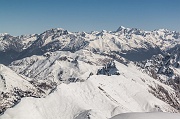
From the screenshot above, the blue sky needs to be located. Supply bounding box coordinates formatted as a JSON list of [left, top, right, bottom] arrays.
[[0, 0, 180, 36]]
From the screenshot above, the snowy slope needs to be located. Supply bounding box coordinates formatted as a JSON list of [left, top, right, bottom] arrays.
[[1, 60, 179, 119], [9, 50, 108, 83], [135, 47, 180, 108], [0, 34, 37, 52], [0, 64, 35, 92], [111, 112, 180, 119], [0, 64, 42, 113], [0, 63, 59, 114]]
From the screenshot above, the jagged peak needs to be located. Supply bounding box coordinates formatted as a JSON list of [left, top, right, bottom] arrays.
[[0, 33, 9, 37], [101, 30, 109, 33], [44, 27, 67, 33], [102, 30, 107, 32], [153, 28, 170, 32], [41, 27, 69, 36], [116, 26, 126, 32], [115, 26, 143, 33]]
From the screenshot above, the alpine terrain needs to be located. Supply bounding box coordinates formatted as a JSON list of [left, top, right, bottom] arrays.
[[0, 26, 179, 119]]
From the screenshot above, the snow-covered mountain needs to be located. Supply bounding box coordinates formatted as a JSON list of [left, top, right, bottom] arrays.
[[0, 63, 56, 114], [135, 47, 180, 109], [0, 33, 37, 65], [1, 60, 179, 119], [0, 26, 180, 118], [0, 27, 179, 64]]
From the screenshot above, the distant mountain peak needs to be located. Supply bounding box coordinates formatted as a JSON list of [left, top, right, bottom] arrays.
[[116, 26, 126, 32], [0, 33, 9, 37], [154, 28, 170, 32]]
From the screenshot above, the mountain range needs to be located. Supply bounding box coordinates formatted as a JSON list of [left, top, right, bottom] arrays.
[[0, 26, 179, 119]]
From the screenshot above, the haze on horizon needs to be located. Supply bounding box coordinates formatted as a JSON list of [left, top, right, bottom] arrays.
[[0, 0, 180, 36]]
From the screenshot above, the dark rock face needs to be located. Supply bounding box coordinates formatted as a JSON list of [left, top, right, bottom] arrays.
[[137, 47, 179, 77], [97, 61, 120, 76], [119, 47, 163, 61]]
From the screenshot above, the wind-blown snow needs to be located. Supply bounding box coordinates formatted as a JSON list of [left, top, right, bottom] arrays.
[[111, 112, 180, 119]]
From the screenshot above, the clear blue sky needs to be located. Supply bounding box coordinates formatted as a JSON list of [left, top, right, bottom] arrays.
[[0, 0, 180, 36]]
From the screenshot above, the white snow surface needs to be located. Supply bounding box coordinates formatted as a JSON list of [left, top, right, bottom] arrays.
[[1, 61, 178, 119], [110, 112, 180, 119], [0, 64, 35, 92]]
